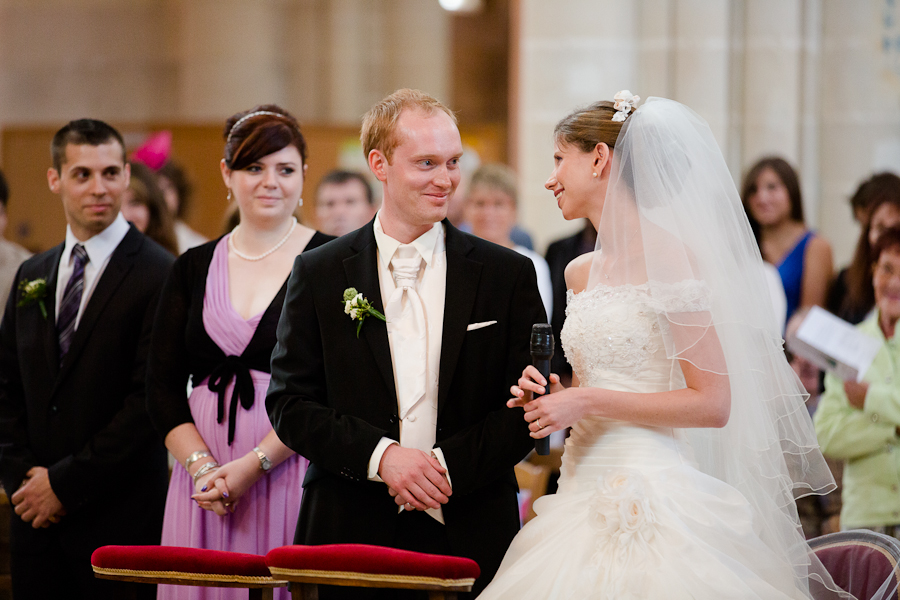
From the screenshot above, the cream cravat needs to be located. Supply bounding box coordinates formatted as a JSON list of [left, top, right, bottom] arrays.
[[385, 244, 427, 419]]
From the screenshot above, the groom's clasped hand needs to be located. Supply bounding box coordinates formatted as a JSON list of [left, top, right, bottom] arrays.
[[380, 444, 452, 511]]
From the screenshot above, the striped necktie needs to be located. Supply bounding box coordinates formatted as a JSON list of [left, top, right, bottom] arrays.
[[57, 244, 89, 360]]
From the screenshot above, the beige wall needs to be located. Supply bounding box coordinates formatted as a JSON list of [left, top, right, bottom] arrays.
[[0, 0, 450, 128]]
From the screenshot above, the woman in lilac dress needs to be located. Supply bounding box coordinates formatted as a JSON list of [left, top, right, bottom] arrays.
[[147, 105, 333, 600]]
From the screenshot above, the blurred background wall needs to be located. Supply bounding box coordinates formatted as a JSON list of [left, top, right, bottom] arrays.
[[0, 0, 898, 269]]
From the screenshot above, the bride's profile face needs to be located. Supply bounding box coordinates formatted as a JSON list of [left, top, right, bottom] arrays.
[[545, 142, 599, 221]]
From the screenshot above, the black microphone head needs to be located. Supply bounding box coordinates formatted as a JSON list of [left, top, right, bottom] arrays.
[[530, 323, 554, 358]]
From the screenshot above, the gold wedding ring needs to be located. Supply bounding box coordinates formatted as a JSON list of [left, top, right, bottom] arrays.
[[536, 418, 542, 429]]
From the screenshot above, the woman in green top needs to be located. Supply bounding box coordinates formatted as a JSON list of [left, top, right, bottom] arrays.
[[815, 226, 900, 535]]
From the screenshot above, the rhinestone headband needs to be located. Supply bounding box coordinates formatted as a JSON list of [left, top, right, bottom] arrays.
[[226, 110, 284, 145]]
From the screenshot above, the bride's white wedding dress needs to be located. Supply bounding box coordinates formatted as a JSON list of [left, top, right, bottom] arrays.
[[477, 281, 807, 600]]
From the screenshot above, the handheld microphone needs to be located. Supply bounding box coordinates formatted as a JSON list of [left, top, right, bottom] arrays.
[[530, 323, 554, 456]]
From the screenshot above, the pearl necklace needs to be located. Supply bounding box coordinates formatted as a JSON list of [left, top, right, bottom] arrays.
[[229, 217, 297, 261]]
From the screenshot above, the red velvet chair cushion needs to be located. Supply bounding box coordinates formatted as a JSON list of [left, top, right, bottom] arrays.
[[91, 546, 272, 578], [265, 544, 480, 582], [814, 542, 900, 599]]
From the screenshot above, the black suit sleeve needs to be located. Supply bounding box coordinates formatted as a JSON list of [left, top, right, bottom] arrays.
[[0, 264, 39, 494], [48, 253, 172, 512], [146, 255, 195, 438], [436, 257, 545, 496], [267, 255, 387, 480]]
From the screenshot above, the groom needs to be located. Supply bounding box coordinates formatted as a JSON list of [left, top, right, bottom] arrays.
[[267, 89, 545, 598]]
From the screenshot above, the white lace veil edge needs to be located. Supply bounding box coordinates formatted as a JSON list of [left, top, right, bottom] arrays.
[[589, 97, 891, 599]]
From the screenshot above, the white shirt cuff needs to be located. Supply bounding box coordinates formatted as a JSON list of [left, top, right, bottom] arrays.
[[368, 437, 398, 481], [431, 447, 452, 489]]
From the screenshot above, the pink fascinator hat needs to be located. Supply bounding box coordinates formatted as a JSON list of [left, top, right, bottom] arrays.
[[131, 130, 172, 171]]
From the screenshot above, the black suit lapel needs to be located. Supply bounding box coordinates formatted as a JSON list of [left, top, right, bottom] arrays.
[[343, 224, 397, 402], [38, 246, 63, 378], [438, 222, 481, 415], [55, 226, 142, 384]]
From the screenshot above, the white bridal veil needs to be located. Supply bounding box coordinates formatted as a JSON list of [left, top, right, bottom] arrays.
[[591, 97, 897, 599]]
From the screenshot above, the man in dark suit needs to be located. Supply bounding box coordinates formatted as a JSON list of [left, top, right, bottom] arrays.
[[0, 119, 173, 599], [267, 89, 545, 598]]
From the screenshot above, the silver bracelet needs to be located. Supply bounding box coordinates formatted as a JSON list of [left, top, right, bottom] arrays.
[[184, 450, 211, 471], [191, 461, 220, 485]]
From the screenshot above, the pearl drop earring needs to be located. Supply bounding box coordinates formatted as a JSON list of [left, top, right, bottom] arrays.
[[227, 189, 233, 201]]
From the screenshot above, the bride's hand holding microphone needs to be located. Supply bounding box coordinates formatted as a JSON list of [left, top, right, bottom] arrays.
[[508, 367, 585, 439]]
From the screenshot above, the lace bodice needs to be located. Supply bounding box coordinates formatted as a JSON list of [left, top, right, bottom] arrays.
[[561, 280, 711, 391]]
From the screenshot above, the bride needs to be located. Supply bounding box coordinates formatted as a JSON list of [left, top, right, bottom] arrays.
[[477, 94, 896, 599]]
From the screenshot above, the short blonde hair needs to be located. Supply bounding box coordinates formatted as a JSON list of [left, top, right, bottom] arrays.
[[360, 88, 457, 163], [469, 163, 518, 207]]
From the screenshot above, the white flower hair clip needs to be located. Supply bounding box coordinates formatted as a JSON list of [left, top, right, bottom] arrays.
[[612, 90, 640, 122]]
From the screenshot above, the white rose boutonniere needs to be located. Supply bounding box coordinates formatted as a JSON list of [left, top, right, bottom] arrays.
[[343, 287, 386, 338], [18, 278, 48, 319]]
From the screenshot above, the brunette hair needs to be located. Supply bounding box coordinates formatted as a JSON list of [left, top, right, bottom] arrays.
[[740, 157, 805, 244], [157, 160, 193, 218], [553, 101, 629, 153], [51, 119, 126, 172], [223, 104, 307, 170], [839, 175, 900, 319], [872, 227, 900, 264], [469, 163, 518, 207], [360, 89, 457, 163], [317, 170, 374, 206], [0, 169, 7, 208], [127, 161, 179, 255]]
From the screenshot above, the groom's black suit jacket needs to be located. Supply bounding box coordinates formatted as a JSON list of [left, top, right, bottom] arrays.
[[0, 225, 173, 598], [267, 219, 545, 593]]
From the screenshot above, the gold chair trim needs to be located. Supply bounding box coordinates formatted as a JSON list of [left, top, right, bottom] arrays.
[[267, 567, 475, 588]]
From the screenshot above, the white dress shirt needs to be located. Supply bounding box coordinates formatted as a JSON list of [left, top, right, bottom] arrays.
[[367, 212, 450, 523], [55, 213, 130, 329]]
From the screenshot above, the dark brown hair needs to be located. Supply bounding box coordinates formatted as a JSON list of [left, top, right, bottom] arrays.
[[224, 104, 307, 170], [740, 157, 805, 244], [553, 101, 629, 153], [839, 175, 900, 319], [317, 170, 374, 206], [51, 119, 126, 172], [127, 161, 178, 255], [872, 227, 900, 265]]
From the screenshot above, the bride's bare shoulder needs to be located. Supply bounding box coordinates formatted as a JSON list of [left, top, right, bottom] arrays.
[[564, 252, 595, 294]]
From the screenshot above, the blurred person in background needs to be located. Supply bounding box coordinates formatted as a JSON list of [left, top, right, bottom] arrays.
[[828, 173, 900, 324], [147, 105, 333, 600], [158, 160, 208, 253], [741, 156, 833, 323], [122, 161, 179, 255], [132, 132, 208, 254], [0, 169, 32, 309], [314, 169, 376, 237], [786, 308, 841, 538], [465, 163, 552, 317], [814, 227, 900, 540]]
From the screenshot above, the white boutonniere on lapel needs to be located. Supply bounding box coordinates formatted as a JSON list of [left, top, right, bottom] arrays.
[[17, 278, 48, 319], [343, 287, 386, 338]]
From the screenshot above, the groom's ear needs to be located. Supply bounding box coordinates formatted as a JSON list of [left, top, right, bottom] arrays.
[[368, 149, 389, 183]]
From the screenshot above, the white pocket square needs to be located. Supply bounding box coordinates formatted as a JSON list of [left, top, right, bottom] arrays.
[[466, 320, 497, 331]]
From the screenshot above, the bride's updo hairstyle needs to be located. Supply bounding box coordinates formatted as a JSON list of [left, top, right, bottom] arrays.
[[553, 101, 627, 152], [223, 104, 308, 171]]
